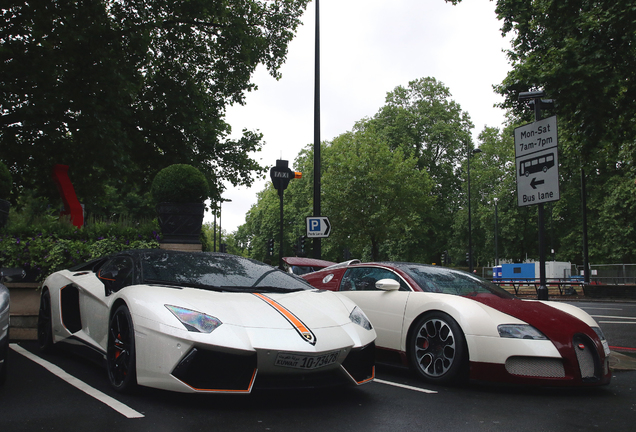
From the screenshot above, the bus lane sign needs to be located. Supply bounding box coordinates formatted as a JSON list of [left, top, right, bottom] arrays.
[[514, 116, 560, 207]]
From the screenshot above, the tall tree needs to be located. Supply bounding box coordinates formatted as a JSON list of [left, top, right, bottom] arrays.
[[322, 123, 435, 261], [450, 0, 636, 266], [368, 77, 474, 260], [1, 0, 309, 215]]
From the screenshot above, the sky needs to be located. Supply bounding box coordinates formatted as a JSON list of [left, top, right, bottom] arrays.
[[207, 0, 512, 234]]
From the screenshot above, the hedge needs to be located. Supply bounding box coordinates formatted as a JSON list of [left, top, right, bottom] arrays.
[[0, 215, 161, 282]]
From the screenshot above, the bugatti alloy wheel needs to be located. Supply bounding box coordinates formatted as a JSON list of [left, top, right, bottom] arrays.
[[410, 312, 468, 384]]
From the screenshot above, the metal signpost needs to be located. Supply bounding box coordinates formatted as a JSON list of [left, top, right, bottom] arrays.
[[515, 92, 558, 300], [270, 159, 301, 269]]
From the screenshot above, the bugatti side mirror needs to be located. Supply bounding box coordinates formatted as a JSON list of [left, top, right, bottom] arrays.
[[376, 279, 400, 291]]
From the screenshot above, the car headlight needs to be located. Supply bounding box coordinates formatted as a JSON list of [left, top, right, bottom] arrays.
[[166, 305, 222, 333], [498, 324, 547, 340], [349, 306, 373, 330]]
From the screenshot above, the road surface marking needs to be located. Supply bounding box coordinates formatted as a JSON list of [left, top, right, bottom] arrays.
[[10, 344, 144, 419], [374, 378, 437, 394]]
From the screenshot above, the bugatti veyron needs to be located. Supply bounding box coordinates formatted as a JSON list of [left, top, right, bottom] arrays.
[[302, 261, 611, 387]]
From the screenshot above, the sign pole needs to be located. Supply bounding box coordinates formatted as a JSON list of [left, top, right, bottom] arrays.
[[516, 91, 556, 300], [313, 0, 322, 259], [534, 99, 548, 300]]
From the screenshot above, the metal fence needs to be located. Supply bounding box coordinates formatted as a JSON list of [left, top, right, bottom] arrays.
[[574, 264, 636, 285]]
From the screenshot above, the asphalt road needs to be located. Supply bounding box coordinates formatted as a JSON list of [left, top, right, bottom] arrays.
[[2, 300, 636, 432]]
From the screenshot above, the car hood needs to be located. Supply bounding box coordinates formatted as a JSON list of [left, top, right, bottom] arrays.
[[467, 294, 599, 348], [126, 285, 352, 330]]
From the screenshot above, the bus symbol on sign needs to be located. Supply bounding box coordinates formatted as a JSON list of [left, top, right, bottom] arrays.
[[519, 152, 555, 177]]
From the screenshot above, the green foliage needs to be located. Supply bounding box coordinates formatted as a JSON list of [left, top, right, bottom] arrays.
[[1, 0, 309, 217], [323, 123, 435, 261], [491, 0, 636, 161], [368, 77, 475, 260], [0, 161, 11, 199], [0, 205, 160, 281], [151, 164, 210, 204]]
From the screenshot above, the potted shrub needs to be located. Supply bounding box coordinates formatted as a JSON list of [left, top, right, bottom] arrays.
[[151, 164, 210, 244], [0, 162, 11, 229]]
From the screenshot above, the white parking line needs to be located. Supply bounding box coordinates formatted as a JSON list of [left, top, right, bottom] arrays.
[[374, 378, 437, 394], [598, 321, 636, 325], [591, 315, 636, 320], [10, 344, 144, 419]]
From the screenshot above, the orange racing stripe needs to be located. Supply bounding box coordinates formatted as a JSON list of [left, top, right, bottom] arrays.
[[253, 293, 316, 345]]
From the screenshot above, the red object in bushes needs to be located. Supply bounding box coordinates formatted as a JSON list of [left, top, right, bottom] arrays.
[[51, 164, 84, 227]]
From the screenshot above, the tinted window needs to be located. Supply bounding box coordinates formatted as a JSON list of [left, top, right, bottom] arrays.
[[397, 264, 514, 298], [99, 256, 134, 292], [140, 252, 312, 292], [340, 267, 410, 291]]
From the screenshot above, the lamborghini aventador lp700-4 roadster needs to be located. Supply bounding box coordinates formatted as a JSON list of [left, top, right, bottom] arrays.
[[37, 250, 376, 393]]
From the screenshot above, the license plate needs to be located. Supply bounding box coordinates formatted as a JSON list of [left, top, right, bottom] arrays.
[[275, 351, 339, 370], [602, 340, 611, 356]]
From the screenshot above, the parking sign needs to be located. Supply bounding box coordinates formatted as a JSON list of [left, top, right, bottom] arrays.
[[306, 217, 331, 238]]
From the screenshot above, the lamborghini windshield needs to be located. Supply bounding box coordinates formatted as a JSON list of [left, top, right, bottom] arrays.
[[140, 251, 312, 292]]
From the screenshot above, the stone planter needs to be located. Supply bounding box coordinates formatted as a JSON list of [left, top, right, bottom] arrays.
[[156, 202, 205, 244]]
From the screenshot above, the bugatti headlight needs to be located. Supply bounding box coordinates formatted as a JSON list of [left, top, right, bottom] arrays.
[[166, 305, 222, 333], [349, 306, 373, 330], [498, 324, 547, 340]]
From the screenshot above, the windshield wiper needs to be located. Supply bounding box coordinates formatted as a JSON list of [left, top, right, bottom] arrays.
[[144, 279, 222, 291], [220, 286, 305, 294]]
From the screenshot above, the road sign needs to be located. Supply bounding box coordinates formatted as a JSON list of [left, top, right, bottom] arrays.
[[514, 116, 560, 207], [306, 217, 331, 238]]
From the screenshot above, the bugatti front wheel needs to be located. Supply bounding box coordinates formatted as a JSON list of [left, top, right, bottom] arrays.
[[107, 304, 137, 393], [409, 312, 468, 385]]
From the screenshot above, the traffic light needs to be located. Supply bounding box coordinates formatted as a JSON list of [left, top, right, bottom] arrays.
[[300, 235, 306, 253], [220, 243, 227, 253], [466, 252, 470, 264], [267, 238, 274, 256]]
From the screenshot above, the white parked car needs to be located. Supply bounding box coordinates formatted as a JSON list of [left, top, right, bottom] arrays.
[[38, 250, 376, 393]]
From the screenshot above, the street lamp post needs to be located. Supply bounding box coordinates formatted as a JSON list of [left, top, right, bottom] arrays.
[[494, 197, 499, 267], [467, 147, 482, 273], [218, 198, 232, 252]]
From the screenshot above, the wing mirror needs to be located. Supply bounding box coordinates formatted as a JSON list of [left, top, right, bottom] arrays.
[[375, 278, 400, 291]]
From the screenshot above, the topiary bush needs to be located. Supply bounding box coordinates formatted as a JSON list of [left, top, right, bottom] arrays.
[[0, 161, 11, 200], [151, 164, 209, 204]]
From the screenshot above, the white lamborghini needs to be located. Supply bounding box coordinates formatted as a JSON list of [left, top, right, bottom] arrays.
[[37, 250, 376, 393]]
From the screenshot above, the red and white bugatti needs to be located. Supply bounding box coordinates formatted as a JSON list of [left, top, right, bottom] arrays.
[[302, 261, 611, 387], [37, 250, 376, 393]]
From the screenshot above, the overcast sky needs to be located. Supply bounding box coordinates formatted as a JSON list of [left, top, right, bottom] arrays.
[[208, 0, 512, 234]]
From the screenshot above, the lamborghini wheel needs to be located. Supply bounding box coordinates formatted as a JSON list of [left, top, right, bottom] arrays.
[[107, 304, 137, 392], [37, 289, 55, 352], [409, 312, 468, 385]]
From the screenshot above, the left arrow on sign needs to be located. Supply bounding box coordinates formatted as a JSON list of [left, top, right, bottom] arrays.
[[530, 178, 545, 189]]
